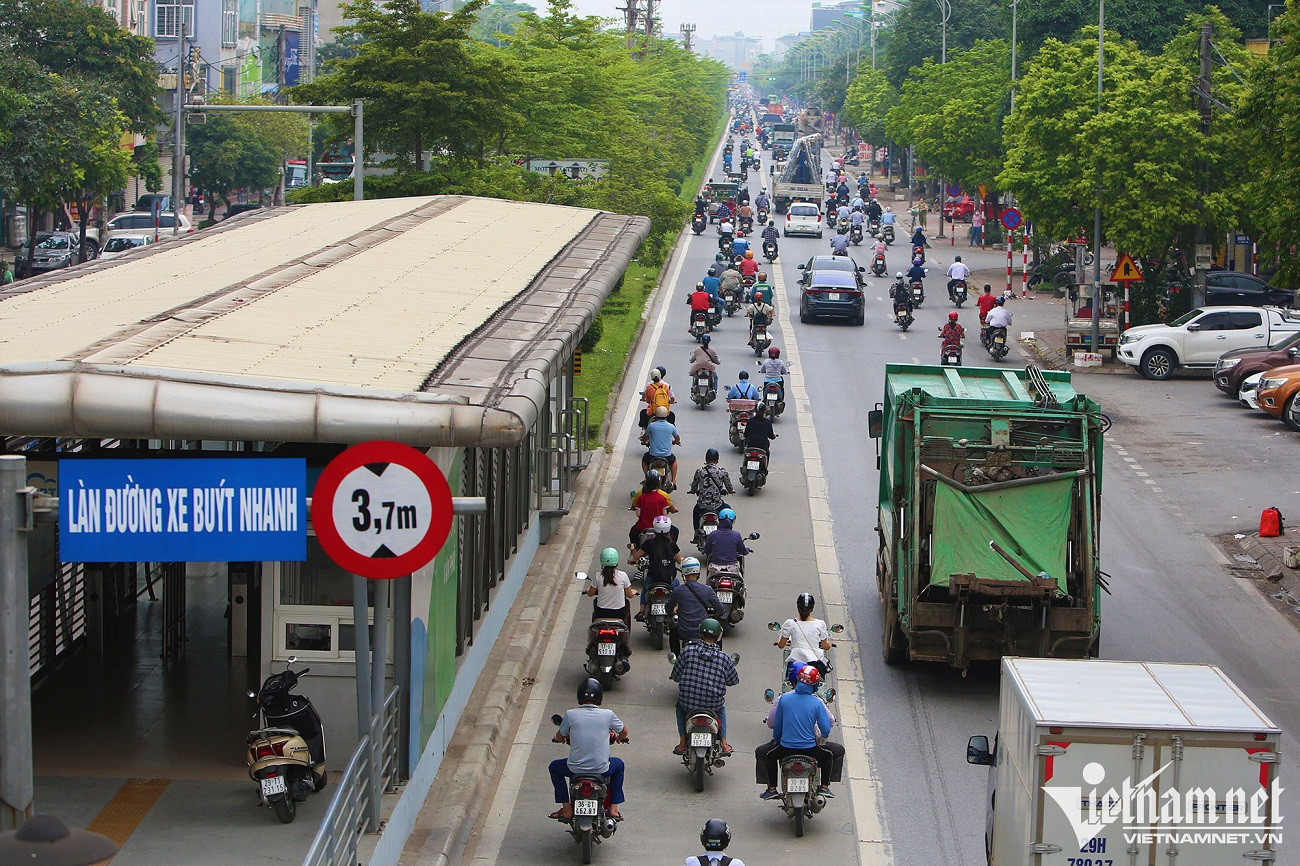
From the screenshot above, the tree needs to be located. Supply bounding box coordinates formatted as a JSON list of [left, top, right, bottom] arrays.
[[188, 116, 281, 217], [61, 82, 135, 256], [883, 0, 1005, 87], [1241, 2, 1300, 283], [1012, 0, 1268, 56], [472, 0, 535, 45], [841, 67, 899, 147], [885, 40, 1010, 189], [293, 0, 520, 169]]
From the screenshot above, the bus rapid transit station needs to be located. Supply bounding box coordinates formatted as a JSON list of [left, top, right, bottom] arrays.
[[0, 195, 648, 863]]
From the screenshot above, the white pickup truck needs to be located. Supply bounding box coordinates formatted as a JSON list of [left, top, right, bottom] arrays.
[[1117, 305, 1300, 380], [967, 658, 1281, 866]]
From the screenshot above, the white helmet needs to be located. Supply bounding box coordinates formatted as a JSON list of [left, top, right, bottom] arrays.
[[681, 556, 701, 576], [652, 515, 672, 534]]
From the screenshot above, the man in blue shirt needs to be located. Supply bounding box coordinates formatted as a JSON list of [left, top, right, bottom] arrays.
[[731, 234, 750, 260], [727, 371, 760, 401], [701, 272, 723, 321], [703, 516, 750, 566], [670, 618, 738, 756], [641, 407, 680, 488], [759, 665, 838, 799], [829, 230, 850, 255], [880, 206, 896, 226], [549, 678, 629, 821]]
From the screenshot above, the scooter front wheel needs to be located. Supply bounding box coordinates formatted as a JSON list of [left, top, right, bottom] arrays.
[[273, 796, 296, 824]]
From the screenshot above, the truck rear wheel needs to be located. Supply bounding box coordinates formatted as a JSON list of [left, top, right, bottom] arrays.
[[882, 609, 907, 665]]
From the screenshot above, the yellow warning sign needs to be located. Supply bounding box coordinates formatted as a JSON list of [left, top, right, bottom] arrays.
[[1109, 252, 1144, 284], [976, 183, 988, 203]]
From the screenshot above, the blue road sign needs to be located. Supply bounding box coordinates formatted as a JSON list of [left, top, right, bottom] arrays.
[[738, 71, 748, 83], [59, 458, 307, 562]]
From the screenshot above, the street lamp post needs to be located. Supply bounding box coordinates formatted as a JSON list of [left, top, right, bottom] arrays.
[[1010, 0, 1018, 112], [933, 0, 952, 237], [1091, 0, 1105, 352]]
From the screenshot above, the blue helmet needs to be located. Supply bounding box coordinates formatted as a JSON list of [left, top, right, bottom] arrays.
[[719, 507, 737, 522], [786, 660, 807, 686]]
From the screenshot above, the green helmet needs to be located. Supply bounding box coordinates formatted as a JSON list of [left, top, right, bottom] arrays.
[[699, 618, 723, 640], [600, 547, 620, 567]]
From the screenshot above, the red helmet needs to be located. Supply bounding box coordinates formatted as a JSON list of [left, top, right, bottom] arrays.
[[948, 311, 959, 321], [768, 347, 780, 358], [796, 665, 822, 687]]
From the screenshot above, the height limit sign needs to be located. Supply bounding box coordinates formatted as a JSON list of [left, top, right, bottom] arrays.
[[312, 441, 454, 579]]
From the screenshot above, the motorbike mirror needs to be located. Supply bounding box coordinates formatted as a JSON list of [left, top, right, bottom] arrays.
[[797, 263, 806, 269], [247, 690, 256, 699], [575, 571, 588, 582], [286, 655, 297, 665], [858, 266, 866, 272], [823, 688, 837, 703], [747, 532, 760, 540], [551, 713, 564, 726], [731, 653, 741, 663], [667, 652, 678, 664], [768, 621, 781, 631], [830, 623, 845, 634], [764, 688, 775, 703]]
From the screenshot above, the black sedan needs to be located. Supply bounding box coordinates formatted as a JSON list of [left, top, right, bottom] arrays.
[[799, 270, 864, 325], [1206, 272, 1294, 308], [797, 254, 866, 289]]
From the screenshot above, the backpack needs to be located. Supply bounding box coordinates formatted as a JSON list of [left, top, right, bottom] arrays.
[[1260, 506, 1283, 538], [649, 382, 671, 412]]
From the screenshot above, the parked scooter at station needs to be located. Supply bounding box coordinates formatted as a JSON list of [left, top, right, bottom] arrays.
[[577, 572, 631, 689], [246, 656, 327, 824]]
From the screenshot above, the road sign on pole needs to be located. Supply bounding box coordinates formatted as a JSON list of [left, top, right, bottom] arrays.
[[1109, 252, 1144, 284], [312, 441, 453, 580], [1000, 207, 1022, 231]]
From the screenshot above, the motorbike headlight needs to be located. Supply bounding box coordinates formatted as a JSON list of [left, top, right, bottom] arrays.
[[1260, 377, 1288, 391]]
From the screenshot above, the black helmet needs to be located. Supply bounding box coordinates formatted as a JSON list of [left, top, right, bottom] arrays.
[[705, 447, 720, 462], [701, 818, 731, 851], [577, 677, 604, 705], [996, 297, 1006, 306], [797, 592, 816, 616], [656, 365, 667, 380]]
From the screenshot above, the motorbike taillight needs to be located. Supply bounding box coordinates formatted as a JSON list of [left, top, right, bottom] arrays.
[[689, 714, 716, 729], [598, 628, 617, 638], [578, 779, 596, 798], [718, 578, 733, 589], [255, 744, 276, 760], [791, 761, 806, 774]]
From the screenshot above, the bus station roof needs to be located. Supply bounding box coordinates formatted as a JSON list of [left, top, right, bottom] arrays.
[[0, 196, 649, 447]]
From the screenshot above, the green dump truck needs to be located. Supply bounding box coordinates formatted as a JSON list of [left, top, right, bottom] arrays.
[[869, 364, 1107, 670]]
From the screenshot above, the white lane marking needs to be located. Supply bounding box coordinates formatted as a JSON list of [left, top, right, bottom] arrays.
[[466, 144, 714, 865], [771, 258, 892, 864]]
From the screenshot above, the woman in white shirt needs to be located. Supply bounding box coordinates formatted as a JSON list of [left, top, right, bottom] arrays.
[[777, 592, 832, 674], [586, 547, 636, 628]]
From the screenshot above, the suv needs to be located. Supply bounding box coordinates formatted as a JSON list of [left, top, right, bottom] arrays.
[[1213, 331, 1300, 399], [1206, 272, 1294, 308], [105, 212, 193, 238], [1118, 306, 1300, 379], [133, 193, 173, 213]]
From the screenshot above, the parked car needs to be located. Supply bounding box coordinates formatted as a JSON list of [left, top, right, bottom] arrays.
[[1256, 364, 1300, 430], [799, 270, 864, 325], [133, 193, 173, 213], [942, 194, 975, 223], [797, 254, 867, 289], [99, 234, 157, 260], [15, 232, 83, 274], [1213, 330, 1300, 399], [222, 203, 264, 220], [1117, 306, 1300, 380], [1238, 371, 1263, 410], [1206, 272, 1295, 308], [105, 212, 193, 238], [784, 202, 823, 238]]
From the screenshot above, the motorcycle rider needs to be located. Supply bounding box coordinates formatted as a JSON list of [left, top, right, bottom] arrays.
[[736, 201, 754, 233], [629, 472, 676, 549], [946, 255, 972, 302], [754, 190, 770, 216], [685, 818, 746, 866], [585, 547, 635, 626], [755, 660, 843, 783], [890, 272, 914, 323], [703, 512, 751, 570], [548, 678, 629, 822], [689, 334, 721, 393], [689, 282, 715, 333], [738, 250, 760, 279], [715, 202, 732, 224], [666, 560, 722, 656], [708, 252, 727, 278], [866, 197, 883, 223], [670, 618, 738, 757], [743, 404, 778, 465], [750, 274, 774, 306], [856, 171, 869, 193], [735, 185, 750, 208], [731, 232, 750, 261], [829, 229, 851, 256], [985, 296, 1012, 330], [906, 257, 927, 290], [634, 516, 683, 621], [688, 449, 734, 542], [694, 194, 707, 217], [759, 665, 837, 800], [758, 346, 789, 408], [759, 220, 779, 255], [911, 225, 928, 250], [727, 370, 761, 401], [640, 367, 674, 430], [976, 282, 997, 325], [747, 294, 775, 348], [702, 270, 724, 319], [641, 406, 681, 489], [717, 216, 735, 253], [719, 265, 742, 310], [835, 201, 851, 226], [777, 592, 833, 674], [880, 205, 896, 229], [939, 311, 966, 355]]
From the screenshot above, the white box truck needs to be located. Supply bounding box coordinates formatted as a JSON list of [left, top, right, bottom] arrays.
[[967, 658, 1283, 865]]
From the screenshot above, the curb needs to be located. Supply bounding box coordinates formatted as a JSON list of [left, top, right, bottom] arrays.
[[400, 454, 608, 866], [1240, 535, 1286, 583]]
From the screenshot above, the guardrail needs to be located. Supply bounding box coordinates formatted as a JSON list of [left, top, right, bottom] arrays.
[[302, 687, 401, 866]]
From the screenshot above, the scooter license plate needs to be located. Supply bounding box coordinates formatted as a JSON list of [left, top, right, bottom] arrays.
[[597, 643, 617, 656], [747, 461, 760, 470], [261, 775, 288, 797], [574, 799, 600, 817], [716, 591, 734, 603], [650, 603, 667, 615], [785, 776, 810, 793], [828, 293, 841, 301], [690, 733, 713, 747]]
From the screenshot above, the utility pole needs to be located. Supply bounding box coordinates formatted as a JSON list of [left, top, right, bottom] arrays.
[[680, 22, 695, 52], [1090, 0, 1104, 353], [1193, 20, 1213, 308], [643, 0, 656, 47], [171, 16, 188, 239], [617, 1, 639, 49]]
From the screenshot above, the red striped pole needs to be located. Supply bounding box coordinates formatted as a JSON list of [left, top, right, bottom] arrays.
[[1020, 227, 1030, 298], [1006, 236, 1013, 297]]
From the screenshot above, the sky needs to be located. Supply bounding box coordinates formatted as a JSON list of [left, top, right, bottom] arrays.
[[566, 0, 811, 48]]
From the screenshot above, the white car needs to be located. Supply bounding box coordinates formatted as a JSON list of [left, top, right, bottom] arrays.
[[99, 234, 157, 260], [1239, 372, 1263, 409], [784, 202, 823, 238], [105, 211, 193, 239], [1116, 306, 1300, 380]]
